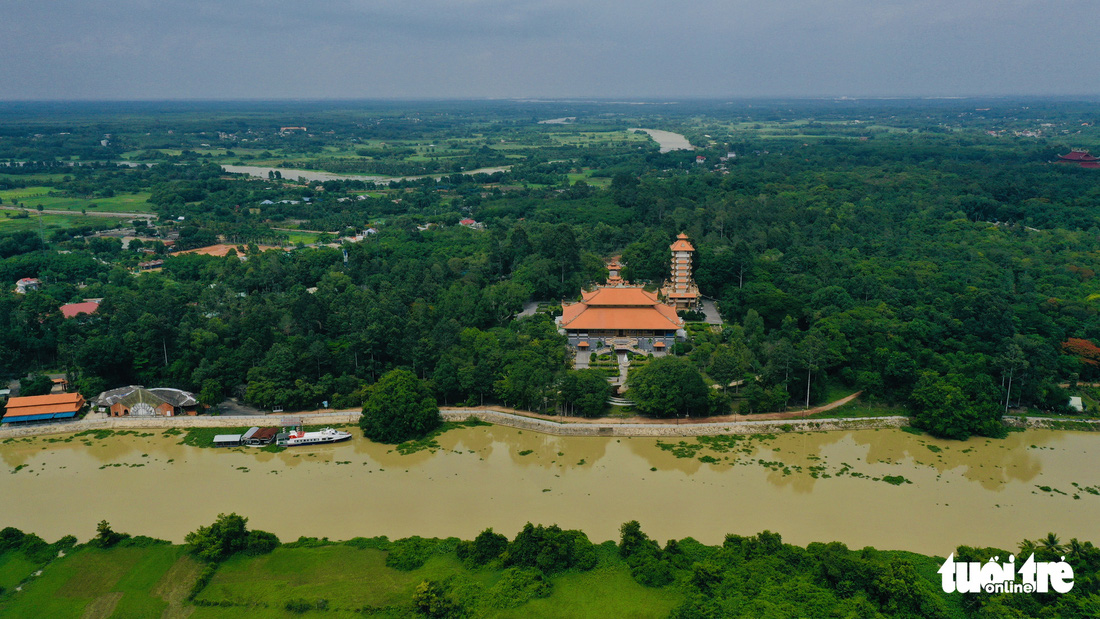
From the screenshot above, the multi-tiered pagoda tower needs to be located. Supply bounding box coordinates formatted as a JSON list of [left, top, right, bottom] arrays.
[[661, 233, 700, 310]]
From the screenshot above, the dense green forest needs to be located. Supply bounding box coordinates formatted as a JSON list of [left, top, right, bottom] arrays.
[[2, 99, 1100, 439], [2, 518, 1098, 617]]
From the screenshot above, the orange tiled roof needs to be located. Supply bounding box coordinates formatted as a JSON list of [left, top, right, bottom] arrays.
[[670, 233, 694, 252], [580, 287, 661, 306], [4, 393, 85, 418], [562, 286, 682, 331]]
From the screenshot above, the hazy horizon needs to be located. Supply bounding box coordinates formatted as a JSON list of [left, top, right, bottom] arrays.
[[2, 1, 1098, 101]]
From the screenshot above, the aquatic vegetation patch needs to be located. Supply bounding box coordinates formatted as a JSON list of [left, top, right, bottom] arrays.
[[395, 417, 492, 455]]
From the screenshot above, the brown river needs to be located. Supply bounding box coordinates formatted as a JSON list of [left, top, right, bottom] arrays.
[[2, 426, 1098, 556]]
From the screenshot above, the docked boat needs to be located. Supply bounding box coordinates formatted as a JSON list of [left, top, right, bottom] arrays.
[[277, 426, 352, 447]]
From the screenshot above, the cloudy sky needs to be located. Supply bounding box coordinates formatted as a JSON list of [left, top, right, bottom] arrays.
[[2, 0, 1096, 100]]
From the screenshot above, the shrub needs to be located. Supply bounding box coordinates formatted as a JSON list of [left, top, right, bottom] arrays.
[[285, 598, 329, 613], [245, 530, 280, 555], [386, 536, 439, 571], [185, 513, 278, 562], [483, 567, 552, 609], [457, 528, 508, 566], [631, 555, 675, 587], [91, 520, 129, 548], [187, 564, 218, 601], [0, 527, 25, 551], [505, 523, 597, 574], [412, 580, 459, 618]]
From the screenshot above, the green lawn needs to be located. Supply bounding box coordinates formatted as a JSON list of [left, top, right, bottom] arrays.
[[0, 544, 193, 619], [809, 397, 907, 420], [0, 187, 153, 214], [494, 564, 681, 619], [197, 546, 479, 611], [0, 211, 110, 233], [0, 552, 39, 592], [194, 545, 681, 619]]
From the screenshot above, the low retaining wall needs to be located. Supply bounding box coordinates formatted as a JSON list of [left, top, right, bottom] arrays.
[[0, 412, 358, 441], [8, 409, 1095, 443], [441, 409, 911, 437], [1004, 416, 1100, 431]]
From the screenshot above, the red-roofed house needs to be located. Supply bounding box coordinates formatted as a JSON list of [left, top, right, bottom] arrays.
[[60, 300, 100, 319]]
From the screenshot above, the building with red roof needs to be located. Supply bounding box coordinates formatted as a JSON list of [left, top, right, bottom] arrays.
[[15, 278, 40, 294], [560, 286, 682, 353], [1058, 150, 1100, 168], [60, 300, 100, 319]]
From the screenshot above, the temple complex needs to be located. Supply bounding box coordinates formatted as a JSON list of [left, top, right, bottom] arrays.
[[559, 233, 701, 355], [1058, 150, 1100, 169]]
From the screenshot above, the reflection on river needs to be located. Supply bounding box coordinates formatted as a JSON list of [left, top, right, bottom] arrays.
[[1, 427, 1097, 555]]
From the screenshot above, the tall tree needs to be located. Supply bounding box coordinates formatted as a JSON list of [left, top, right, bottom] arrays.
[[360, 368, 441, 443]]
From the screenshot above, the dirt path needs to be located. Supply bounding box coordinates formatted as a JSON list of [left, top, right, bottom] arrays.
[[444, 391, 864, 425]]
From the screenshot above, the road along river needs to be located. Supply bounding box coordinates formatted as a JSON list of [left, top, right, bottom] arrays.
[[1, 426, 1097, 555]]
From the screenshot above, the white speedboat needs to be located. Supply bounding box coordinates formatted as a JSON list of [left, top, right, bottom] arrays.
[[278, 427, 352, 446]]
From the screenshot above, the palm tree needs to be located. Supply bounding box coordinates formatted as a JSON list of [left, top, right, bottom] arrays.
[[1018, 538, 1038, 559], [1067, 538, 1086, 562], [1039, 533, 1064, 559]]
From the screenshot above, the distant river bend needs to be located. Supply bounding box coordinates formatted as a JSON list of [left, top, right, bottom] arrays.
[[629, 128, 694, 153]]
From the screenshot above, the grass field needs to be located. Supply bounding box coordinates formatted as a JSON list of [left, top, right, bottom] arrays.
[[0, 187, 152, 214], [0, 544, 196, 619], [0, 552, 39, 593], [0, 542, 682, 618], [810, 397, 908, 420], [0, 211, 112, 233]]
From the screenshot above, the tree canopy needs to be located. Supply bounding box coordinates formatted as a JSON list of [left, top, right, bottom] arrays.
[[360, 368, 441, 444], [627, 356, 714, 417]]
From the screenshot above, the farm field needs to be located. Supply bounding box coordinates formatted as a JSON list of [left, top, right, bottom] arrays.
[[0, 187, 152, 213]]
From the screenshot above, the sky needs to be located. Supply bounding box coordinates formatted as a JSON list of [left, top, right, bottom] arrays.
[[2, 0, 1097, 100]]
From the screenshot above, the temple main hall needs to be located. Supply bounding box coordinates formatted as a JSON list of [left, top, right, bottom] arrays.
[[558, 233, 699, 354]]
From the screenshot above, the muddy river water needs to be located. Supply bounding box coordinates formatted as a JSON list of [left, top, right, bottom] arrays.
[[2, 426, 1097, 555]]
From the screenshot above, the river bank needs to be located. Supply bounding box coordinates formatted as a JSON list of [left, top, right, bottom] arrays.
[[2, 425, 1098, 553], [3, 408, 1099, 442]]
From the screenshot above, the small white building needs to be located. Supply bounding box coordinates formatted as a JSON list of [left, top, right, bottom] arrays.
[[15, 278, 41, 294]]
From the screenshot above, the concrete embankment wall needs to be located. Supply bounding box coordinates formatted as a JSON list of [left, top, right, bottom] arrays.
[[5, 409, 1096, 442], [1003, 416, 1100, 431], [0, 412, 358, 441]]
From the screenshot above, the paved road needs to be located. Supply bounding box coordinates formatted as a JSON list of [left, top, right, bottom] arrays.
[[515, 300, 540, 319], [699, 298, 722, 325]]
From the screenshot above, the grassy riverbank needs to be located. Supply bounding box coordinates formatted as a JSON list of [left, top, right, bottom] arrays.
[[8, 517, 1097, 619]]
